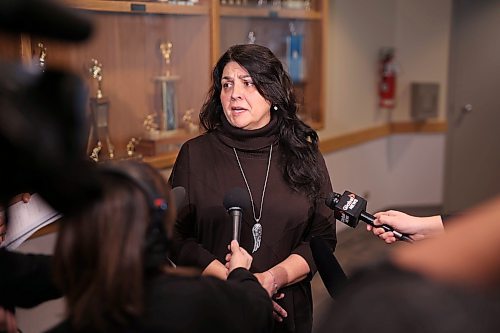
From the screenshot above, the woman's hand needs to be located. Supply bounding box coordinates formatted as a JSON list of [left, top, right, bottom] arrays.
[[254, 270, 279, 297], [254, 270, 288, 322], [225, 240, 252, 273], [0, 193, 31, 245], [10, 193, 31, 204], [271, 294, 287, 323], [0, 307, 17, 333]]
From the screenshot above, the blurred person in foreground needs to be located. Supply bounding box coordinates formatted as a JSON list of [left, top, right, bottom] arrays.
[[1, 161, 273, 333], [315, 195, 500, 333]]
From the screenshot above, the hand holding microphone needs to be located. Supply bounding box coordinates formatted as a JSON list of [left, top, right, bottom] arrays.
[[225, 240, 253, 273], [223, 188, 253, 273], [325, 191, 414, 243], [223, 187, 249, 242], [370, 210, 444, 244]]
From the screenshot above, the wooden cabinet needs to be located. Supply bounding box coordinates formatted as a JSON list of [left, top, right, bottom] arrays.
[[16, 0, 327, 168]]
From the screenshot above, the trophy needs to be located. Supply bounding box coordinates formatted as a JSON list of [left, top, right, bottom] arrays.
[[136, 41, 186, 157], [247, 31, 256, 44], [86, 58, 115, 162], [37, 42, 47, 71], [155, 41, 180, 132], [286, 22, 304, 83]]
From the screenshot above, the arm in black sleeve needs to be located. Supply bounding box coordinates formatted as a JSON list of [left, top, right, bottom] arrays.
[[0, 249, 62, 308]]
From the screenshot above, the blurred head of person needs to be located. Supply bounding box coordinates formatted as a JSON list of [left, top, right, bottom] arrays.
[[53, 160, 175, 332]]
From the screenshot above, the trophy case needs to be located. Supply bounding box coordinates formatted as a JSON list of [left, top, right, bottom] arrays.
[[15, 0, 327, 168], [217, 0, 327, 129]]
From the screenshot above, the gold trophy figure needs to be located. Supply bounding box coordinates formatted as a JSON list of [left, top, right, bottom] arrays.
[[37, 42, 47, 71], [126, 138, 139, 157], [160, 42, 173, 76], [87, 58, 115, 161]]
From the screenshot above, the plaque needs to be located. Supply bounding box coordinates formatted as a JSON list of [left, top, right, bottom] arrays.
[[86, 58, 115, 162]]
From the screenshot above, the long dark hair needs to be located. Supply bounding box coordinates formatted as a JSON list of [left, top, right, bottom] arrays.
[[199, 44, 322, 197], [53, 161, 174, 332]]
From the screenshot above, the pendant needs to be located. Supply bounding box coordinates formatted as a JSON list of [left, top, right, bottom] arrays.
[[252, 222, 262, 253]]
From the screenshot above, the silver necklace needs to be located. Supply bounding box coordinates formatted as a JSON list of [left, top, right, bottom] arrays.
[[233, 145, 273, 253]]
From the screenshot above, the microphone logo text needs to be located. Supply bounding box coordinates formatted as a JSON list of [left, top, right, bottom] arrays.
[[342, 193, 358, 211]]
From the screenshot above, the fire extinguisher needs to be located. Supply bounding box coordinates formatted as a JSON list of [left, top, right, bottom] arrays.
[[378, 48, 397, 108]]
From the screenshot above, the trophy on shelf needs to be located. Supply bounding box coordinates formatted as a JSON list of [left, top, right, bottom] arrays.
[[136, 41, 186, 157], [247, 31, 256, 44], [286, 22, 304, 83], [86, 58, 115, 162], [156, 41, 180, 133], [36, 42, 47, 71]]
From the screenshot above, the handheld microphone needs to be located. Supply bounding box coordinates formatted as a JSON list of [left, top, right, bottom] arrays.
[[326, 191, 413, 243], [310, 236, 348, 299], [223, 187, 249, 242], [171, 186, 186, 211]]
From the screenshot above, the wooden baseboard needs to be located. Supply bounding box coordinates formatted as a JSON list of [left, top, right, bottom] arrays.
[[320, 120, 447, 154]]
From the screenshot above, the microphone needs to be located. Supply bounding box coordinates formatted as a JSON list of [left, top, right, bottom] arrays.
[[223, 187, 249, 242], [310, 236, 348, 299], [326, 191, 413, 243]]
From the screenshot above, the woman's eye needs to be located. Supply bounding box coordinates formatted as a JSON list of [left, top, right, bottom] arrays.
[[222, 82, 233, 88], [244, 81, 254, 87]]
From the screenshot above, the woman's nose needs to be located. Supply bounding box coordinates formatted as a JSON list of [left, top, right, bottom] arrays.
[[230, 82, 243, 100]]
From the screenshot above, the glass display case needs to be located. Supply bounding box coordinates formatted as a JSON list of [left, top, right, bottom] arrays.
[[13, 0, 327, 168]]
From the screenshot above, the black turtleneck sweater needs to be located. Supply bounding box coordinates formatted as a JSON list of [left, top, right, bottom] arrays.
[[169, 116, 336, 333]]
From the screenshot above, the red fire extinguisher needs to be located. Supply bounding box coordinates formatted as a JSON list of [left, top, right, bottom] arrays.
[[378, 48, 397, 109]]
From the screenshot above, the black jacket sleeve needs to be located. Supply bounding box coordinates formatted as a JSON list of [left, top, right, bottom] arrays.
[[0, 249, 61, 308]]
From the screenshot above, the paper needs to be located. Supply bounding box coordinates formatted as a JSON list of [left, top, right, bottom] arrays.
[[1, 193, 62, 249]]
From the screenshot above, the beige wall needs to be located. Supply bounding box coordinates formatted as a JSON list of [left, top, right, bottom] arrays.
[[320, 0, 452, 138], [319, 0, 452, 217], [392, 0, 451, 122]]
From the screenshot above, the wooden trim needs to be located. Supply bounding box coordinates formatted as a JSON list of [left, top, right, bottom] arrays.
[[390, 120, 448, 133], [142, 151, 179, 169], [319, 120, 447, 154], [318, 0, 328, 129], [210, 0, 220, 66], [63, 0, 209, 15], [19, 34, 32, 65], [320, 124, 391, 152]]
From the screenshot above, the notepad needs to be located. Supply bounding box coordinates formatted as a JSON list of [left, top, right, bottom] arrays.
[[1, 193, 61, 249]]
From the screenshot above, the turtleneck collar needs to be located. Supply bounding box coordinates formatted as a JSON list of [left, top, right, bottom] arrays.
[[215, 114, 279, 151]]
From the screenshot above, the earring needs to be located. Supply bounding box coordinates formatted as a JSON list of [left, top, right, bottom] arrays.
[[273, 105, 278, 111]]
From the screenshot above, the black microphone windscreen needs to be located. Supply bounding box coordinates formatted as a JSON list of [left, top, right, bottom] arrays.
[[223, 187, 249, 211], [171, 186, 186, 211], [325, 192, 341, 209], [0, 0, 93, 42], [310, 236, 348, 300]]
